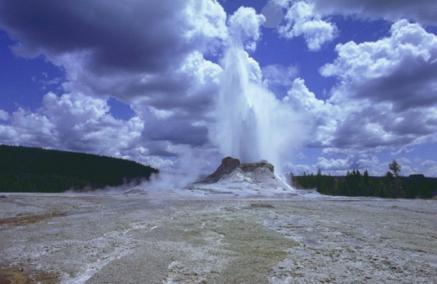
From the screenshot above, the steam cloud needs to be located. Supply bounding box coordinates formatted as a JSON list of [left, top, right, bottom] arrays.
[[210, 7, 307, 174]]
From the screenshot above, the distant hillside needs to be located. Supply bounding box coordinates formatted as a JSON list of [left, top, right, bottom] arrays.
[[0, 145, 158, 192]]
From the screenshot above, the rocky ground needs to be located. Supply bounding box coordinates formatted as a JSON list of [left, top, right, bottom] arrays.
[[0, 191, 436, 283]]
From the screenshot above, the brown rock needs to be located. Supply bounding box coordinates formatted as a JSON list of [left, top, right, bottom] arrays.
[[203, 157, 241, 183], [202, 157, 275, 183]]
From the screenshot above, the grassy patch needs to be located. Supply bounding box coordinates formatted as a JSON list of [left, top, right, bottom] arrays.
[[249, 203, 275, 209], [0, 211, 66, 227], [0, 265, 59, 284], [208, 220, 296, 283]]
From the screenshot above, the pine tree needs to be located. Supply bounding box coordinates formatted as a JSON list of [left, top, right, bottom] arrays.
[[389, 160, 401, 177]]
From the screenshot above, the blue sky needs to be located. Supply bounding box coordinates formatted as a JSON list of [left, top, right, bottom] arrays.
[[0, 31, 62, 111], [0, 0, 436, 176]]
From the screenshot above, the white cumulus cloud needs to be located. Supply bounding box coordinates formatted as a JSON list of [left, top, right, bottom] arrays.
[[284, 20, 437, 161], [277, 1, 337, 51], [228, 6, 266, 51]]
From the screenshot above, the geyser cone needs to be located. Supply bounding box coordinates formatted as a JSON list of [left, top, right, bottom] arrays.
[[190, 157, 293, 196]]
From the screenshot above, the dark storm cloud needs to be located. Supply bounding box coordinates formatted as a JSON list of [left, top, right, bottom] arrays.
[[389, 109, 437, 136], [312, 0, 437, 26], [74, 71, 193, 103], [147, 122, 209, 146], [330, 108, 419, 149], [0, 0, 190, 74], [354, 60, 437, 111], [0, 0, 227, 153]]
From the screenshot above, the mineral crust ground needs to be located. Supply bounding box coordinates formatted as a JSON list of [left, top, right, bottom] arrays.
[[0, 192, 436, 283]]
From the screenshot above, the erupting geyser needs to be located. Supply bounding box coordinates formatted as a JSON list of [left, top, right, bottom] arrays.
[[210, 7, 303, 174], [199, 8, 305, 195], [218, 45, 261, 163]]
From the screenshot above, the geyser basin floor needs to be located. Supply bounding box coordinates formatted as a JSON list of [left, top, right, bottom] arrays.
[[0, 193, 436, 283]]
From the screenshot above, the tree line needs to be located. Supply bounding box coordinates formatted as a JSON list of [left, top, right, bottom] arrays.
[[292, 160, 436, 199], [0, 145, 158, 192]]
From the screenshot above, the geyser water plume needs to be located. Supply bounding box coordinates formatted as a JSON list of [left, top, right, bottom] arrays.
[[210, 8, 306, 174], [217, 45, 261, 163]]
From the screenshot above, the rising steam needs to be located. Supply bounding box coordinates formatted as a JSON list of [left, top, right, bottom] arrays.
[[210, 7, 306, 173]]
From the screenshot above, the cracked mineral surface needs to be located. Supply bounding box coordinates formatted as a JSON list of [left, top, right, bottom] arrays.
[[0, 192, 436, 283]]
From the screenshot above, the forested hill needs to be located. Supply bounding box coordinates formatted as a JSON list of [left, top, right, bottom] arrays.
[[292, 171, 437, 199], [0, 145, 158, 192]]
